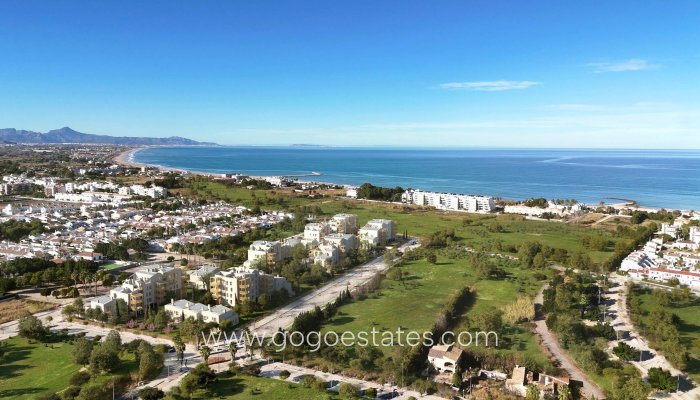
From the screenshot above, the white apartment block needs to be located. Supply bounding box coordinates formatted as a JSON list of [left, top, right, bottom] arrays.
[[323, 233, 360, 254], [313, 244, 340, 267], [303, 222, 330, 246], [402, 190, 495, 213], [660, 223, 680, 239], [164, 299, 239, 325], [359, 219, 395, 247], [210, 266, 293, 307], [690, 226, 700, 244]]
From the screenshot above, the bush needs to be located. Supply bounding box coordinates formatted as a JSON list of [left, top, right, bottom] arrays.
[[279, 370, 291, 379], [69, 371, 91, 386], [62, 386, 82, 400]]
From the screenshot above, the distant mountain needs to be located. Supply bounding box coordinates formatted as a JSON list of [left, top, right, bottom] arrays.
[[0, 127, 217, 146]]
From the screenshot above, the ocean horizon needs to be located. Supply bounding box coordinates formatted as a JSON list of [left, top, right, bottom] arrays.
[[133, 146, 700, 210]]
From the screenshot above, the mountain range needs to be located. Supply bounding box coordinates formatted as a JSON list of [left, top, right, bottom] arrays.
[[0, 127, 216, 145]]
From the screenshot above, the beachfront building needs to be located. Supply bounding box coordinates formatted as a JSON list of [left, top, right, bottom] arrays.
[[188, 264, 221, 290], [359, 219, 395, 247], [164, 299, 239, 325], [402, 189, 495, 213], [210, 266, 293, 307]]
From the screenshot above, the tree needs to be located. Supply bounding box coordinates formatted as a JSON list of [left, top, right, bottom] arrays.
[[615, 377, 650, 400], [526, 384, 540, 400], [139, 387, 165, 400], [338, 382, 359, 398], [426, 253, 437, 264], [174, 335, 186, 365], [89, 342, 120, 372], [452, 365, 463, 388], [199, 345, 211, 363], [139, 349, 164, 380], [558, 384, 572, 400], [73, 337, 94, 365], [647, 368, 676, 392], [18, 314, 47, 340]]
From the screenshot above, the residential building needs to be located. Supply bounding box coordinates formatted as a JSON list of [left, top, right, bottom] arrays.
[[303, 222, 330, 245], [164, 299, 239, 325], [358, 219, 395, 247], [505, 366, 576, 398], [85, 295, 117, 315], [187, 264, 220, 290], [247, 240, 284, 265], [427, 344, 464, 374], [402, 189, 495, 213], [109, 264, 184, 312], [210, 266, 293, 307], [329, 213, 358, 234]]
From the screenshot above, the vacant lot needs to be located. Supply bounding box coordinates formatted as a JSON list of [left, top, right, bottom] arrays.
[[322, 255, 551, 368], [0, 298, 54, 324], [320, 200, 622, 264]]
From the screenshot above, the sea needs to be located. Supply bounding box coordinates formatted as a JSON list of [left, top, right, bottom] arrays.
[[133, 147, 700, 210]]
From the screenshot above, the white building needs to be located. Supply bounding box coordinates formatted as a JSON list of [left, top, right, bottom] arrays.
[[247, 240, 284, 265], [85, 295, 117, 315], [303, 222, 330, 246], [358, 219, 395, 247], [164, 299, 239, 325], [427, 344, 464, 374], [402, 190, 495, 213]]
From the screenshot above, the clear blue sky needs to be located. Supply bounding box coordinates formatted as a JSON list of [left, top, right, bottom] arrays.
[[1, 1, 699, 147]]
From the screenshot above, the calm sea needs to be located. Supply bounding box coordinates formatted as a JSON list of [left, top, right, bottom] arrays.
[[133, 147, 700, 210]]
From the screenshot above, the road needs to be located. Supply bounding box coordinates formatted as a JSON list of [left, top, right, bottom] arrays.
[[607, 274, 700, 400], [533, 284, 607, 400], [249, 241, 419, 336]]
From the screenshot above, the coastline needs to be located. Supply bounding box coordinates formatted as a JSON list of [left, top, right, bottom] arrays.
[[113, 147, 678, 212]]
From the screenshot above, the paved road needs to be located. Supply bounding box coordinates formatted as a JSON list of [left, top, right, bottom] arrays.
[[249, 241, 419, 337], [533, 284, 607, 400]]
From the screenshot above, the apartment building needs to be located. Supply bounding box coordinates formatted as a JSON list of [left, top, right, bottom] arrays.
[[402, 189, 495, 213], [247, 240, 284, 265], [358, 219, 395, 247], [187, 264, 221, 290], [109, 264, 184, 312], [210, 266, 293, 307], [329, 213, 358, 234], [303, 222, 330, 246], [164, 299, 239, 325]]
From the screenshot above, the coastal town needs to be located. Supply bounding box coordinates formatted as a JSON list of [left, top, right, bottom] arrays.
[[0, 143, 699, 400]]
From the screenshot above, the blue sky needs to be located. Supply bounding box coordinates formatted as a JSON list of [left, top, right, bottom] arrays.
[[1, 1, 699, 147]]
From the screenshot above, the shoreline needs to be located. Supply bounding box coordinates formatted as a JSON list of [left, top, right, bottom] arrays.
[[113, 147, 681, 213]]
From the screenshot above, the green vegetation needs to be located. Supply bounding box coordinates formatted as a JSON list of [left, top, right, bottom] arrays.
[[628, 284, 700, 380], [0, 336, 82, 399], [356, 182, 404, 201], [0, 219, 44, 242], [0, 329, 159, 400], [188, 373, 349, 399]]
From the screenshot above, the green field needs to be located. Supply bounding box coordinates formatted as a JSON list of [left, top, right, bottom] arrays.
[[321, 255, 551, 367], [194, 374, 350, 399], [0, 337, 81, 399], [0, 336, 139, 400], [631, 287, 700, 379], [318, 201, 622, 265]]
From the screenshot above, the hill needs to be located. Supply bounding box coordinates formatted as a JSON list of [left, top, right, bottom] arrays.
[[0, 127, 216, 145]]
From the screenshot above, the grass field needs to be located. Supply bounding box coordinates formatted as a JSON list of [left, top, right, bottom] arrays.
[[0, 337, 81, 399], [194, 374, 351, 399], [321, 255, 551, 368], [630, 286, 700, 380], [0, 336, 140, 400], [317, 200, 622, 265]]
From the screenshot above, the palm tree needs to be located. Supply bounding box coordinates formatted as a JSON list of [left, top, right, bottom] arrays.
[[228, 342, 237, 361], [174, 336, 186, 365], [199, 345, 211, 363]]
